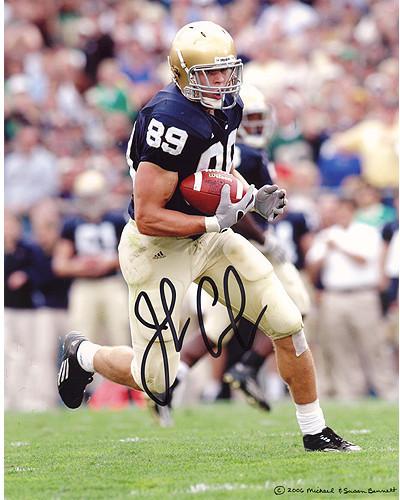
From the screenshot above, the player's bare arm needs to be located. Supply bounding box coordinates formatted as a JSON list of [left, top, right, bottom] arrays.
[[134, 162, 207, 237], [233, 212, 265, 244]]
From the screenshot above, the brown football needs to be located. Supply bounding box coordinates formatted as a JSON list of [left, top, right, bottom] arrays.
[[180, 169, 247, 215]]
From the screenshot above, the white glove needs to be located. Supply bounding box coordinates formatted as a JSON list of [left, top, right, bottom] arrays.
[[205, 184, 255, 233], [254, 184, 287, 222]]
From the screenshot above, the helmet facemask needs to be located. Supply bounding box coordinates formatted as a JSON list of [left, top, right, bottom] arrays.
[[174, 51, 243, 110]]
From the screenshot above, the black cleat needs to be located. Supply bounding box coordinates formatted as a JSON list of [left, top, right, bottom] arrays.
[[223, 362, 271, 412], [303, 427, 362, 452], [57, 332, 94, 409]]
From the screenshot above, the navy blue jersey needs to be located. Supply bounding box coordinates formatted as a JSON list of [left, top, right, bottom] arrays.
[[61, 212, 126, 278], [273, 212, 312, 269], [233, 142, 275, 229], [234, 143, 275, 188], [127, 83, 243, 218]]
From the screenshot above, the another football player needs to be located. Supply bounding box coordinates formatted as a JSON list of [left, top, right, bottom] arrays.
[[58, 22, 360, 452], [53, 170, 129, 346]]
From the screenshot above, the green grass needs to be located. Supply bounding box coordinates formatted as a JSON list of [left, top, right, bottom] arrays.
[[5, 400, 399, 499]]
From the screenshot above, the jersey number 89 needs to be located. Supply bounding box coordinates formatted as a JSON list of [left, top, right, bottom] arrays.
[[146, 118, 188, 156], [146, 117, 236, 172]]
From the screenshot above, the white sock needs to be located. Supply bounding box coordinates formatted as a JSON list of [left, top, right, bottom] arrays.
[[295, 399, 326, 436], [202, 379, 222, 402], [77, 341, 101, 373], [176, 361, 190, 382]]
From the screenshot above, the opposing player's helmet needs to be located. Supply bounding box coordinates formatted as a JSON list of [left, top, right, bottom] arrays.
[[168, 21, 243, 110], [237, 84, 277, 149]]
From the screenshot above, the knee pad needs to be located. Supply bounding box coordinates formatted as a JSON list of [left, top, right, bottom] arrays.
[[259, 272, 303, 339]]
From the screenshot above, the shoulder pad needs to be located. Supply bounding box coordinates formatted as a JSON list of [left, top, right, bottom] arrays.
[[142, 84, 212, 139]]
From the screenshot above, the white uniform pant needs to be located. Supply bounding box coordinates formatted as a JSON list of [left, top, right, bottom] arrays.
[[118, 220, 303, 394], [186, 259, 310, 346]]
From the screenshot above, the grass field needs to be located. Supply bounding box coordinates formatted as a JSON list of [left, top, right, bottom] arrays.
[[5, 399, 398, 499]]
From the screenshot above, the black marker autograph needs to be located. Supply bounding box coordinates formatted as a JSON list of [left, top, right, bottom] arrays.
[[135, 265, 268, 406]]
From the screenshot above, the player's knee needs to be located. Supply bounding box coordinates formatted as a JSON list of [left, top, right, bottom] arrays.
[[274, 329, 309, 358], [134, 356, 179, 394], [260, 288, 303, 339]]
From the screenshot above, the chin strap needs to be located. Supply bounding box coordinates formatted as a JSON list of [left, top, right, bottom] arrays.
[[202, 96, 224, 109]]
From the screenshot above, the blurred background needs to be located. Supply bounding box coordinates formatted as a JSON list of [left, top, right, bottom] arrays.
[[4, 0, 398, 412]]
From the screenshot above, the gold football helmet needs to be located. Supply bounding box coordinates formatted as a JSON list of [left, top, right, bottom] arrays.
[[168, 21, 243, 110], [237, 84, 277, 149]]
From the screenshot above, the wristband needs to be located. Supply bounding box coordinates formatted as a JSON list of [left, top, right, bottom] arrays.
[[204, 216, 221, 233]]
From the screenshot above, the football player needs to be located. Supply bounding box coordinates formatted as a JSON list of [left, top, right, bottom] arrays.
[[58, 22, 360, 452], [53, 169, 129, 346], [156, 85, 311, 421]]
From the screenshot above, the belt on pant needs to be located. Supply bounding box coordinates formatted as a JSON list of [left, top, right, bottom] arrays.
[[327, 286, 377, 293]]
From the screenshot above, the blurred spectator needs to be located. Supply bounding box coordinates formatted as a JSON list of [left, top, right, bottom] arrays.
[[382, 228, 399, 365], [103, 112, 132, 153], [283, 160, 320, 215], [78, 17, 115, 86], [29, 199, 72, 409], [41, 48, 87, 122], [317, 140, 362, 189], [272, 161, 319, 269], [354, 182, 397, 228], [4, 211, 42, 411], [5, 78, 42, 143], [331, 100, 398, 189], [306, 196, 397, 400], [383, 229, 399, 310], [380, 196, 399, 313], [268, 99, 314, 166], [243, 42, 288, 99], [256, 0, 319, 37], [52, 170, 129, 346], [5, 126, 59, 217], [85, 58, 132, 116], [381, 198, 399, 369]]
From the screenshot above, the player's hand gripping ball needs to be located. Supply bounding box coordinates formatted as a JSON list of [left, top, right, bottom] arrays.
[[180, 170, 248, 215]]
